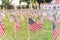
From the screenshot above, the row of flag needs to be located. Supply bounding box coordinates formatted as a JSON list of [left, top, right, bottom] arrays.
[[28, 14, 59, 40], [0, 10, 60, 40]]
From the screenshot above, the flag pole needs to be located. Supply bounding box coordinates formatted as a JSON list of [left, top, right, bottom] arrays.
[[36, 5, 40, 40], [27, 7, 33, 40], [27, 1, 33, 39], [13, 18, 16, 40], [27, 29, 30, 40], [14, 28, 16, 40], [27, 17, 30, 40], [14, 3, 17, 40], [37, 9, 39, 40], [34, 9, 39, 40], [27, 9, 30, 40], [37, 31, 39, 40]]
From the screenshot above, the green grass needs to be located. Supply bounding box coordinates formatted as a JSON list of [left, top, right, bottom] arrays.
[[0, 13, 60, 40]]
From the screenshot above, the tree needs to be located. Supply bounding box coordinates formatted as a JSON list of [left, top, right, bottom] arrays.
[[36, 0, 45, 4], [36, 0, 52, 4], [19, 0, 28, 2], [1, 0, 13, 9], [45, 0, 52, 3]]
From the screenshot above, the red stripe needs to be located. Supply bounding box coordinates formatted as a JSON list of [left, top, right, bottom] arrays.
[[14, 22, 20, 32], [53, 28, 59, 40], [0, 24, 4, 37], [28, 22, 41, 32], [55, 0, 60, 3]]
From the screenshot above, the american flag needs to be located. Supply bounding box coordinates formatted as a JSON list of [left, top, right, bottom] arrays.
[[14, 18, 20, 32], [37, 15, 40, 20], [52, 21, 59, 40], [52, 14, 59, 40], [0, 21, 5, 37], [20, 14, 24, 21], [10, 14, 15, 22], [37, 16, 43, 28], [28, 18, 41, 32], [55, 0, 60, 4], [47, 12, 53, 21]]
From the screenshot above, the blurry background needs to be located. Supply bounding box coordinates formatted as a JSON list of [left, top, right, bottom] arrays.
[[0, 0, 52, 9]]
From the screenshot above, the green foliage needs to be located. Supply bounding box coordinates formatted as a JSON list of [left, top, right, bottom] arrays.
[[0, 0, 13, 9], [36, 0, 52, 4], [20, 0, 28, 2]]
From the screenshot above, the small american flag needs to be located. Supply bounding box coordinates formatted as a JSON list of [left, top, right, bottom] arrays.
[[28, 18, 41, 32], [37, 15, 40, 20], [37, 16, 43, 28], [52, 21, 59, 40], [47, 12, 53, 21], [14, 18, 20, 32], [55, 0, 60, 4], [52, 14, 59, 40], [10, 14, 15, 22], [20, 15, 24, 21], [0, 21, 5, 37]]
